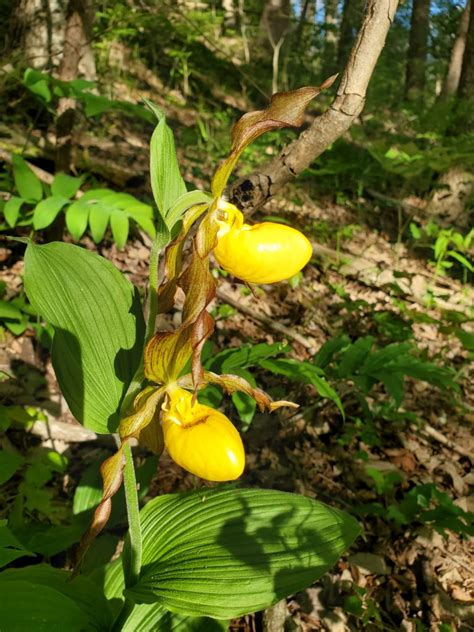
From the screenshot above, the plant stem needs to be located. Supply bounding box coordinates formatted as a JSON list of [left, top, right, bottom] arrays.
[[115, 228, 171, 627], [123, 441, 142, 588]]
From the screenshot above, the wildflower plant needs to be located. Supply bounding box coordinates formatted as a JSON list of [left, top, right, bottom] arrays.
[[12, 81, 361, 629]]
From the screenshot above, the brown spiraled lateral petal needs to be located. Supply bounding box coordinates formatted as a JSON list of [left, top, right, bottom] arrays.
[[118, 386, 165, 440], [232, 79, 337, 154], [199, 370, 299, 412], [211, 77, 337, 197], [191, 310, 215, 390], [157, 203, 209, 314], [144, 325, 193, 385], [73, 442, 127, 573], [180, 244, 216, 326]]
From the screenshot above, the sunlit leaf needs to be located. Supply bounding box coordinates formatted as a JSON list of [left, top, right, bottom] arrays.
[[147, 103, 187, 221], [33, 196, 69, 230], [128, 487, 360, 618], [24, 241, 145, 433]]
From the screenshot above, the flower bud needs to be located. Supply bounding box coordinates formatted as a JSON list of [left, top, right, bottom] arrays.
[[162, 387, 245, 481], [213, 204, 312, 284]]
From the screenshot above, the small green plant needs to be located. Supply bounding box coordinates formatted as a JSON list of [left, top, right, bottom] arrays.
[[357, 480, 474, 539], [0, 289, 53, 346], [410, 221, 473, 279], [1, 157, 156, 248], [343, 585, 383, 628]]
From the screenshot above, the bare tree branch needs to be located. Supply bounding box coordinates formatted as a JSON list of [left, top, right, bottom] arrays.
[[230, 0, 399, 211]]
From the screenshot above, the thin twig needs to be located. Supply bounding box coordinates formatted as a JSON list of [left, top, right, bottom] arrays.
[[411, 423, 473, 461], [216, 288, 315, 350]]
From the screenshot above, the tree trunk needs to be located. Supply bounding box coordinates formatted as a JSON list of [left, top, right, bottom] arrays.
[[55, 0, 91, 175], [405, 0, 430, 101], [8, 0, 95, 80], [458, 0, 474, 104], [230, 0, 400, 212], [222, 0, 237, 31], [440, 0, 471, 98], [9, 0, 65, 70], [337, 0, 362, 70], [295, 0, 316, 51], [321, 0, 339, 77]]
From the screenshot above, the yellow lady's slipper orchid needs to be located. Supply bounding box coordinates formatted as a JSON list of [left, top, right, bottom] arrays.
[[161, 387, 245, 481], [213, 203, 312, 284]]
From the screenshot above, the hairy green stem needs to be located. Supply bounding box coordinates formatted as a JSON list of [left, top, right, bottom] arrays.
[[123, 442, 142, 587], [114, 229, 170, 628]]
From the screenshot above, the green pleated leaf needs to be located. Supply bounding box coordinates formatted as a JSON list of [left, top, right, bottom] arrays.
[[33, 196, 69, 230], [102, 559, 228, 631], [165, 190, 211, 231], [128, 488, 360, 618], [0, 565, 113, 631], [147, 103, 187, 222], [24, 241, 145, 433]]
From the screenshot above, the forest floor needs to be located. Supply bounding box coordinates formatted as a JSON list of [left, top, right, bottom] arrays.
[[1, 108, 474, 631]]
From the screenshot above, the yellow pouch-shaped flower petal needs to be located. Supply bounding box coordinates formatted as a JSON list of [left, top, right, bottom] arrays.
[[162, 388, 245, 482], [213, 204, 312, 284]]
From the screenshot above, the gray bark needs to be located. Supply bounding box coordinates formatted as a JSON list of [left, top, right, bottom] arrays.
[[441, 0, 471, 98], [230, 0, 400, 212]]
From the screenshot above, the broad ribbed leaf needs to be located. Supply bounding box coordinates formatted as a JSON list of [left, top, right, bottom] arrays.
[[128, 488, 360, 618], [0, 582, 94, 631], [0, 565, 113, 631], [165, 190, 211, 231], [103, 560, 228, 631], [24, 242, 145, 433]]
